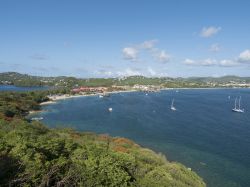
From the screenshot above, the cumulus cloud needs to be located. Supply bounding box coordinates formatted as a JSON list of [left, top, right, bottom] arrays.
[[200, 26, 221, 38], [183, 58, 196, 65], [200, 59, 217, 66], [94, 66, 170, 78], [94, 69, 114, 76], [238, 49, 250, 63], [184, 58, 240, 67], [185, 50, 250, 67], [117, 68, 141, 77], [140, 40, 158, 50], [210, 43, 221, 52], [122, 39, 171, 63], [184, 58, 217, 66], [30, 54, 49, 60], [154, 50, 171, 63], [122, 47, 138, 61], [218, 59, 238, 67], [147, 67, 156, 76]]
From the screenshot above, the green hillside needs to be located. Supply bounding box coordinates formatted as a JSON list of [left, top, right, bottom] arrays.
[[1, 72, 250, 88], [0, 119, 205, 187]]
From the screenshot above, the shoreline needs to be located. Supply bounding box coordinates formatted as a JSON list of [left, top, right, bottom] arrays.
[[40, 101, 57, 105], [40, 90, 138, 105], [39, 87, 249, 106]]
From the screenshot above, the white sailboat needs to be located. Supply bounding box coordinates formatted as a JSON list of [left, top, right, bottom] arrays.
[[232, 97, 244, 113], [171, 99, 176, 111]]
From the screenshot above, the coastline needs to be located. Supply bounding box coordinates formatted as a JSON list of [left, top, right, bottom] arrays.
[[40, 101, 57, 105], [40, 90, 138, 105], [39, 87, 249, 106], [29, 110, 44, 114]]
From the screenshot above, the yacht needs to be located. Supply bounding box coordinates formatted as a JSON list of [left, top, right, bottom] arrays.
[[232, 97, 244, 113], [171, 99, 176, 111], [31, 117, 44, 121]]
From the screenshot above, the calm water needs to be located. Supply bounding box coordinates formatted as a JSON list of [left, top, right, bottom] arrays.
[[0, 85, 50, 92], [32, 89, 250, 187]]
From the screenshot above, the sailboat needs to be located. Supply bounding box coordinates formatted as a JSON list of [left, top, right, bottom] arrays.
[[232, 97, 244, 113], [171, 99, 176, 111]]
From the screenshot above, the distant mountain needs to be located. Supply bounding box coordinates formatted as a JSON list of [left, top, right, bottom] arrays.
[[0, 72, 250, 88]]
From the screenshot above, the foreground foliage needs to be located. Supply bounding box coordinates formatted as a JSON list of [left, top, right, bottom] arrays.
[[0, 119, 206, 187]]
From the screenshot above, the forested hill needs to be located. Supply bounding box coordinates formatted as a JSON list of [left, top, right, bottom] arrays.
[[1, 72, 250, 88]]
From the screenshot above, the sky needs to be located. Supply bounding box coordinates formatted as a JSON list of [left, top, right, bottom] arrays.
[[0, 0, 250, 78]]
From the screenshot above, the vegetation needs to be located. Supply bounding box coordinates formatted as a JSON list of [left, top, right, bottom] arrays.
[[0, 119, 206, 187], [0, 91, 48, 118], [0, 90, 206, 186], [1, 72, 250, 88], [0, 89, 73, 119]]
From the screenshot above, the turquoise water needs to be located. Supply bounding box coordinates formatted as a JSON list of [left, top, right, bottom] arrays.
[[0, 85, 50, 92], [32, 89, 250, 187]]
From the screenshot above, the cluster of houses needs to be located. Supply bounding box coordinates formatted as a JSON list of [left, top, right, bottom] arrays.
[[71, 86, 107, 93], [132, 84, 162, 91], [0, 80, 12, 85]]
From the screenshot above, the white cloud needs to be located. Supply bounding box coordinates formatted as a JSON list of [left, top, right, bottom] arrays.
[[184, 58, 241, 67], [200, 58, 217, 66], [238, 49, 250, 63], [200, 26, 221, 38], [154, 50, 171, 63], [140, 40, 158, 49], [122, 47, 138, 61], [147, 67, 156, 76], [184, 50, 250, 67], [94, 70, 114, 76], [184, 58, 217, 66], [210, 43, 221, 52], [219, 59, 238, 67], [183, 58, 196, 65], [122, 39, 171, 63], [116, 68, 141, 77]]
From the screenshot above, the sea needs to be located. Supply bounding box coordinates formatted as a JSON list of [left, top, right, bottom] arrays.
[[25, 88, 250, 186]]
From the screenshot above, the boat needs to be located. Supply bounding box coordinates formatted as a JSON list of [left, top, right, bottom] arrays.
[[100, 92, 110, 97], [31, 117, 44, 121], [232, 97, 244, 113], [171, 99, 176, 111], [108, 107, 113, 112]]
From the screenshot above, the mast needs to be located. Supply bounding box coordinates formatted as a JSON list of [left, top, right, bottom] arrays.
[[234, 97, 237, 109], [239, 96, 241, 109], [172, 99, 174, 107]]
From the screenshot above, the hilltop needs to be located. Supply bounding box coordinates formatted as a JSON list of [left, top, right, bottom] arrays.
[[0, 72, 250, 88]]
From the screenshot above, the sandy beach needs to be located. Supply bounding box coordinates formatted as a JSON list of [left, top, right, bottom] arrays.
[[39, 90, 138, 106], [40, 101, 57, 105]]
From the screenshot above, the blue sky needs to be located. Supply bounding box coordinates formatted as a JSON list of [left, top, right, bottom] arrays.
[[0, 0, 250, 78]]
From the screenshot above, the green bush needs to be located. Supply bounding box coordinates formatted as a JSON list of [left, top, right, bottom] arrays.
[[0, 119, 205, 187]]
